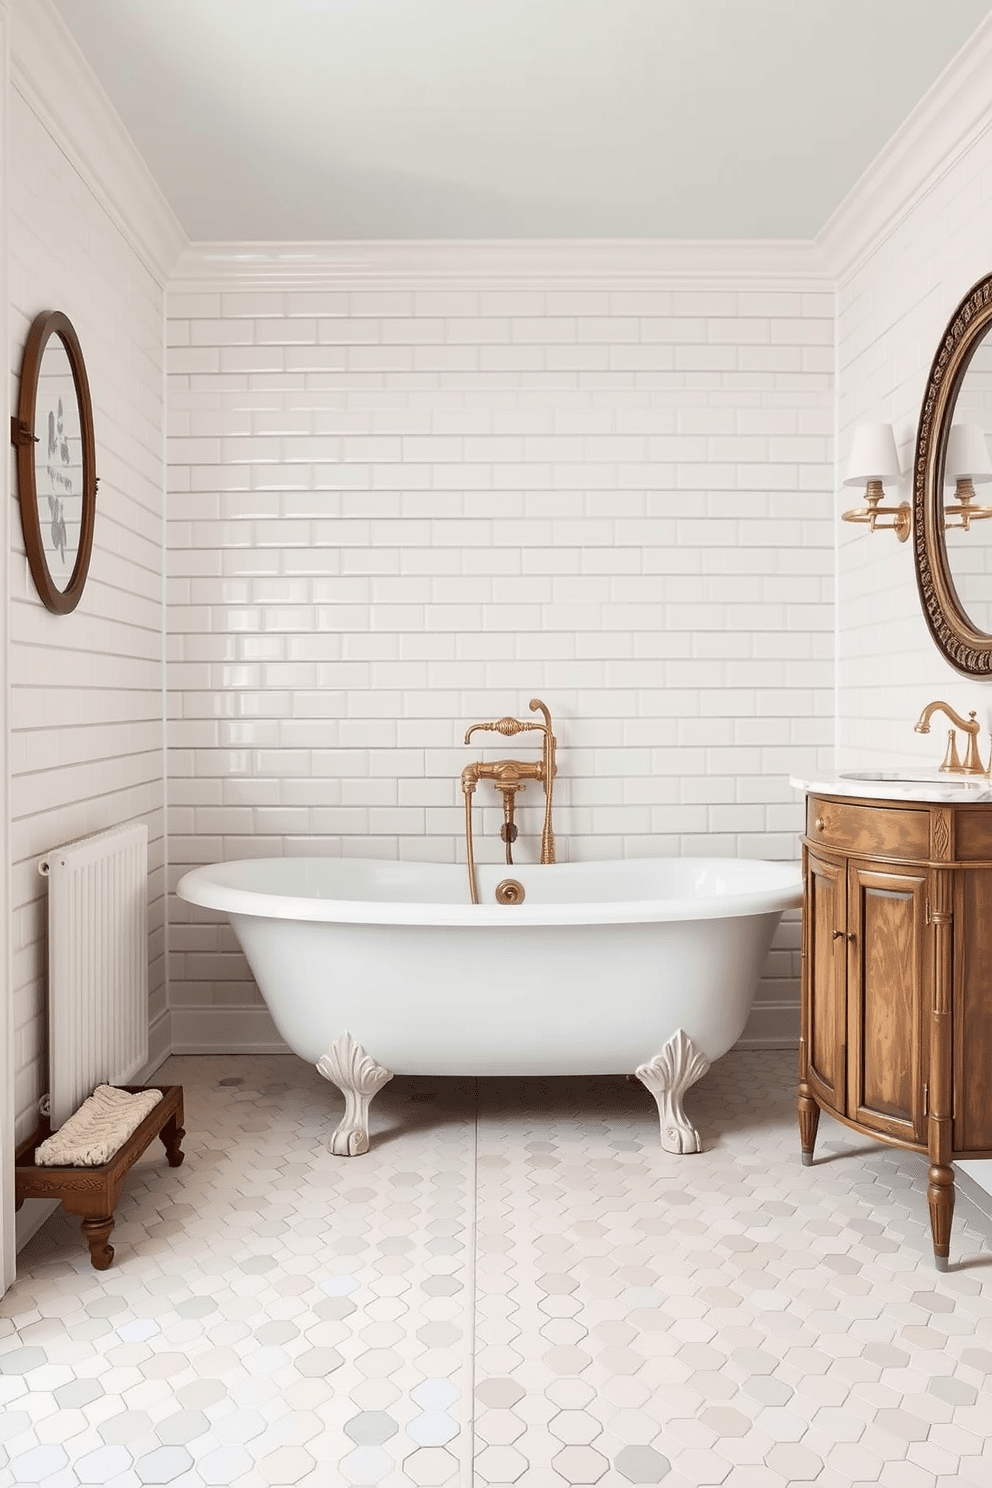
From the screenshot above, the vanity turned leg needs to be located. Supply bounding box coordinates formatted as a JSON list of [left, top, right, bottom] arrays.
[[81, 1215, 115, 1270], [928, 1163, 955, 1272], [797, 1082, 820, 1166], [635, 1029, 711, 1154], [317, 1031, 394, 1156]]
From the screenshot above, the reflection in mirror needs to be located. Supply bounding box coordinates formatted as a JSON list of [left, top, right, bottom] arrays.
[[943, 338, 992, 634], [33, 336, 84, 594]]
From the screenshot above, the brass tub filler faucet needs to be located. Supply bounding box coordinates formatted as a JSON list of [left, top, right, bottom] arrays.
[[461, 698, 557, 904], [914, 700, 988, 774]]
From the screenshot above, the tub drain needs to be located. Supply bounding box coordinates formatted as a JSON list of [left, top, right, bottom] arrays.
[[495, 878, 525, 905]]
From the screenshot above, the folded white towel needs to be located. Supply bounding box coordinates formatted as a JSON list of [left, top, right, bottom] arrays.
[[35, 1085, 163, 1167]]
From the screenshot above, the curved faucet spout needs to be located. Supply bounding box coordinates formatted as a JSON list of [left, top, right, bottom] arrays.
[[914, 700, 986, 774], [914, 700, 979, 736]]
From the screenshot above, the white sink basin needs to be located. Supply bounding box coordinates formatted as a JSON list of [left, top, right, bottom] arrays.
[[790, 770, 992, 803], [838, 770, 986, 786]]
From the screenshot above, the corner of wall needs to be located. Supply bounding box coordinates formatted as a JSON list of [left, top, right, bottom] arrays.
[[818, 12, 992, 285], [10, 0, 187, 284]]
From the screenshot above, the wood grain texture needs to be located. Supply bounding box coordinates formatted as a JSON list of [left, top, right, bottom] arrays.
[[953, 869, 992, 1153], [806, 799, 929, 859], [805, 850, 846, 1114], [800, 793, 992, 1267], [847, 866, 926, 1143], [951, 810, 992, 862], [14, 1085, 185, 1269]]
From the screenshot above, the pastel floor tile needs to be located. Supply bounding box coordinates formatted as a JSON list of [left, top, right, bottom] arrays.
[[2, 1050, 992, 1486]]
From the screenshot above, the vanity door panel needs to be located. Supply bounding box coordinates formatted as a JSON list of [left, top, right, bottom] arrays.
[[804, 849, 847, 1116], [953, 867, 992, 1154], [846, 863, 927, 1144]]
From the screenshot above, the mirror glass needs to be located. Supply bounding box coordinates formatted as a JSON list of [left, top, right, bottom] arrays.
[[914, 273, 992, 675], [33, 335, 84, 594], [942, 332, 992, 634]]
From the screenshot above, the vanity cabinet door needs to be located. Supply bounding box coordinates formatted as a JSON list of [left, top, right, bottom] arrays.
[[846, 862, 928, 1145], [953, 868, 992, 1154], [804, 849, 847, 1116]]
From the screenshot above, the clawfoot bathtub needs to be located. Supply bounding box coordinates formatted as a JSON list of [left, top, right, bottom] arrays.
[[177, 855, 801, 1155]]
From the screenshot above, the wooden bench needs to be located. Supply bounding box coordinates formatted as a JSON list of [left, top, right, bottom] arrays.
[[14, 1085, 185, 1270]]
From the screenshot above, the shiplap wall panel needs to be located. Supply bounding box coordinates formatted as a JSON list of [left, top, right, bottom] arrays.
[[9, 84, 167, 1144]]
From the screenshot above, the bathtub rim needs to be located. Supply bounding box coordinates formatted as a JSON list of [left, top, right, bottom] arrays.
[[176, 853, 802, 928]]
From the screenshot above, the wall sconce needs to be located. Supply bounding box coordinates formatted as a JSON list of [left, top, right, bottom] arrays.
[[841, 423, 910, 542], [943, 423, 992, 530]]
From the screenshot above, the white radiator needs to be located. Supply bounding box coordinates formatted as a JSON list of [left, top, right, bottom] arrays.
[[39, 821, 149, 1130]]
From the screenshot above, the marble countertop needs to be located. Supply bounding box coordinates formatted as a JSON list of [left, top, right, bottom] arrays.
[[789, 772, 992, 804]]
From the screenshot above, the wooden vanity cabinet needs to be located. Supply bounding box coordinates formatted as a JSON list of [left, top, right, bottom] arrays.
[[799, 793, 992, 1269]]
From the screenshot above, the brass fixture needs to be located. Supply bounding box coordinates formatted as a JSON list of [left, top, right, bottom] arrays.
[[495, 879, 525, 905], [841, 423, 911, 542], [461, 698, 557, 904], [942, 424, 992, 531], [914, 700, 987, 775]]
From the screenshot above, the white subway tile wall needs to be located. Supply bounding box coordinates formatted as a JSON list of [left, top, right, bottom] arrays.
[[167, 273, 834, 1050], [836, 124, 992, 761], [8, 89, 167, 1141]]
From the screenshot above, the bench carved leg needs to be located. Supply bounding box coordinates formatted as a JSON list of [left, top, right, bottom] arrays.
[[160, 1118, 186, 1167], [635, 1029, 711, 1154], [317, 1032, 394, 1156], [81, 1215, 115, 1270]]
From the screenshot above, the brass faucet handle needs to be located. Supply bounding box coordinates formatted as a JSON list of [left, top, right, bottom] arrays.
[[464, 716, 544, 743], [940, 730, 963, 774], [962, 719, 987, 775]]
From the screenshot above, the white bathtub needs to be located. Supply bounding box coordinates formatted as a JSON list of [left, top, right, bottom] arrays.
[[177, 855, 801, 1155]]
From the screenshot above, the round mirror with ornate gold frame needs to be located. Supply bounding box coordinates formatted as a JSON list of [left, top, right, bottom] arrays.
[[10, 309, 97, 615], [914, 273, 992, 674]]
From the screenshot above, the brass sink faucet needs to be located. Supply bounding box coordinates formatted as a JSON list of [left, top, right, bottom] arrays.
[[461, 699, 557, 904], [914, 700, 987, 774]]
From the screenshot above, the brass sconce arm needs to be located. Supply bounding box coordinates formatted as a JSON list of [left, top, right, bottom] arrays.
[[841, 479, 911, 542], [942, 476, 992, 530], [841, 424, 910, 542]]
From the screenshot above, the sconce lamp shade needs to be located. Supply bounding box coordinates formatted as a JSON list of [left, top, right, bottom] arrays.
[[843, 423, 902, 486], [840, 421, 910, 541], [945, 423, 992, 485]]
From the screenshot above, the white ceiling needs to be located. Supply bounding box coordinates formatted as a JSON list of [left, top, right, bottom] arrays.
[[50, 0, 992, 243]]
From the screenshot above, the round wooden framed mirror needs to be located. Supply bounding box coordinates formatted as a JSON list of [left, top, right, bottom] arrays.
[[11, 310, 97, 615], [914, 273, 992, 674]]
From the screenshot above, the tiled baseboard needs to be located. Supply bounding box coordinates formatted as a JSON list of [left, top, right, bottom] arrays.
[[169, 1007, 292, 1056], [167, 1001, 801, 1058]]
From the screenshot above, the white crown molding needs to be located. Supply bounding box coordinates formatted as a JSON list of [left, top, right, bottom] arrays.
[[171, 237, 831, 292], [10, 0, 187, 286], [818, 12, 992, 285]]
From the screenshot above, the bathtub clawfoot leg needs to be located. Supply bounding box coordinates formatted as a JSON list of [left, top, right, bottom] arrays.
[[316, 1032, 394, 1156], [635, 1029, 711, 1154]]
